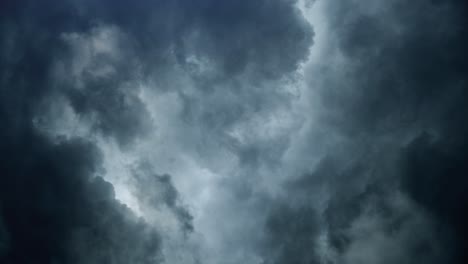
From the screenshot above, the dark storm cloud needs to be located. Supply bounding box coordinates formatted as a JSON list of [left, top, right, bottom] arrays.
[[55, 27, 153, 146], [401, 133, 468, 263], [173, 0, 312, 78], [261, 203, 319, 264], [23, 0, 311, 146], [0, 132, 161, 263], [0, 0, 313, 263], [0, 4, 162, 262], [9, 0, 468, 263], [273, 0, 468, 263], [318, 0, 468, 137], [321, 0, 468, 260], [71, 0, 312, 79]]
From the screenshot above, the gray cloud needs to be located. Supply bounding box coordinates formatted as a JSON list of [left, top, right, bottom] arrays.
[[131, 163, 194, 234], [261, 203, 319, 264], [2, 0, 467, 263], [0, 133, 162, 263], [0, 0, 313, 263], [270, 0, 468, 263]]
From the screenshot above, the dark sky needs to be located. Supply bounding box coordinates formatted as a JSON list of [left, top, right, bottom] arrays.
[[1, 0, 467, 263]]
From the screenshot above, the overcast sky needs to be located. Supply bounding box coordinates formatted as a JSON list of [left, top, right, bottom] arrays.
[[1, 0, 468, 263]]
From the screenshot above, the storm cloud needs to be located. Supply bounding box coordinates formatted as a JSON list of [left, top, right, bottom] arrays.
[[273, 0, 468, 263], [1, 0, 468, 263]]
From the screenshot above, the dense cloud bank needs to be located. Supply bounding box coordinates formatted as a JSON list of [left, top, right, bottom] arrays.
[[1, 0, 468, 263], [269, 0, 468, 263], [0, 0, 311, 263]]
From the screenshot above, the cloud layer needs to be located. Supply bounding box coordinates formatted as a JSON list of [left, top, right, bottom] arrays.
[[1, 0, 468, 263]]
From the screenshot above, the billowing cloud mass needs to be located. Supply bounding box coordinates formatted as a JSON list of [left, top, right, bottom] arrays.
[[1, 0, 467, 263]]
